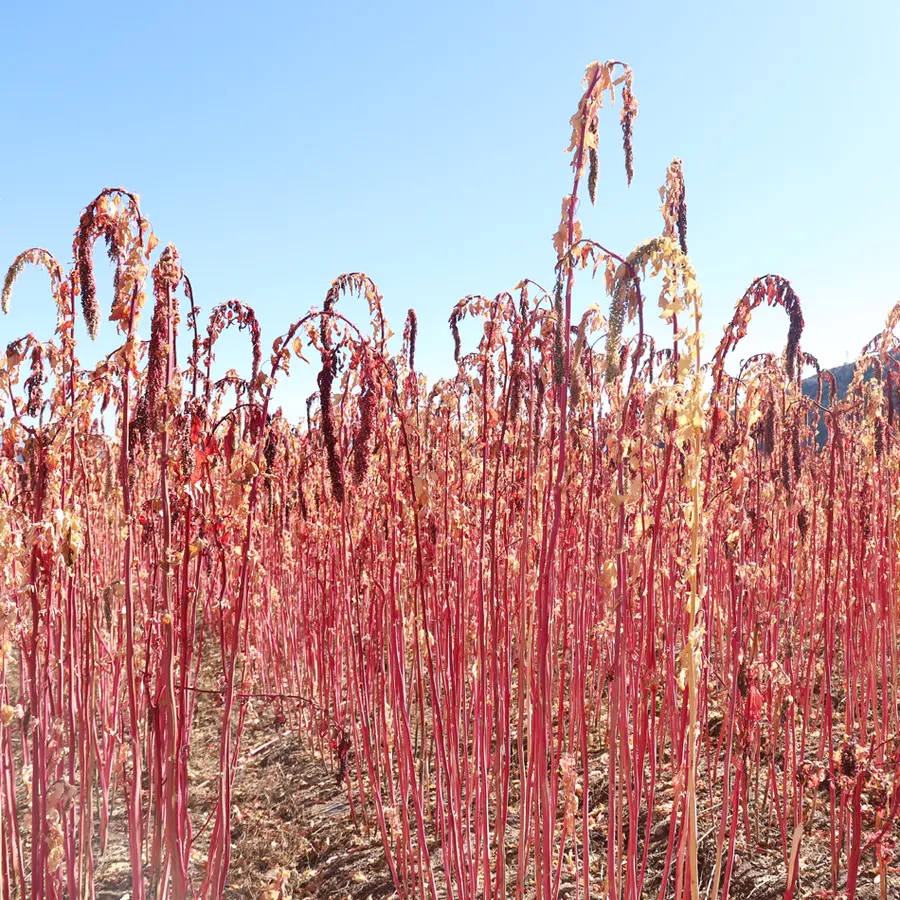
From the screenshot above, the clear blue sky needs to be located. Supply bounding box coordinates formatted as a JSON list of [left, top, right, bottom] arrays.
[[2, 0, 898, 418]]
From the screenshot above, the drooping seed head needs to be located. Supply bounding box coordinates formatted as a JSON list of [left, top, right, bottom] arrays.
[[318, 351, 344, 504], [588, 146, 599, 205], [620, 78, 637, 186], [353, 352, 376, 486], [24, 344, 45, 419], [449, 310, 461, 364], [405, 309, 418, 372], [74, 209, 102, 339], [553, 285, 564, 386], [763, 400, 776, 456]]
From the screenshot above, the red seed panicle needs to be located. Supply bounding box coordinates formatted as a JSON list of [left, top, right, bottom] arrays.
[[404, 308, 418, 372], [353, 350, 376, 486]]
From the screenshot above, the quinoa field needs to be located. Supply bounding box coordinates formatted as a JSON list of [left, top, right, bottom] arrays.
[[0, 61, 898, 900]]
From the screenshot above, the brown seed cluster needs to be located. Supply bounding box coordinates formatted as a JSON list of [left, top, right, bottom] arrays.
[[621, 79, 637, 186], [353, 353, 376, 486], [405, 309, 418, 372], [318, 351, 344, 504]]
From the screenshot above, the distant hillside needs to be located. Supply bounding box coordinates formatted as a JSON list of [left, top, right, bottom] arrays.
[[801, 360, 889, 446], [800, 361, 857, 405]]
